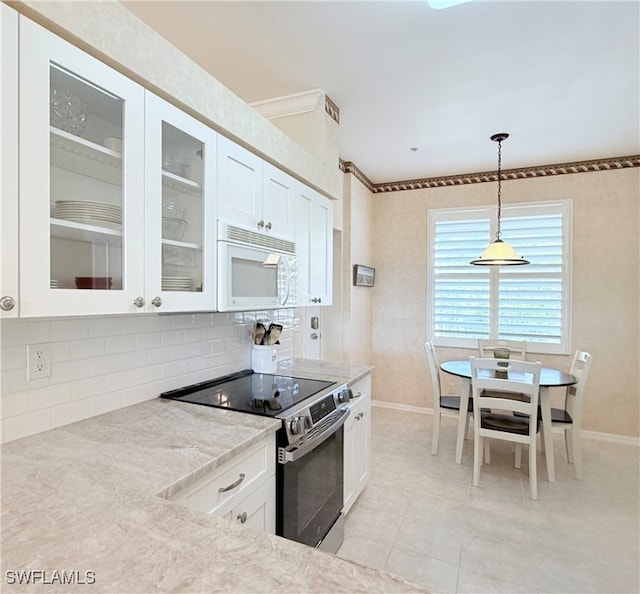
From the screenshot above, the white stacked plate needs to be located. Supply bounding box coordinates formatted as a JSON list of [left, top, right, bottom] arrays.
[[50, 279, 60, 289], [53, 200, 122, 226], [162, 276, 192, 291]]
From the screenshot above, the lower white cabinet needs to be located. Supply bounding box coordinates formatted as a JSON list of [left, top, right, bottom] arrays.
[[220, 475, 276, 532], [169, 433, 276, 534], [343, 375, 371, 515]]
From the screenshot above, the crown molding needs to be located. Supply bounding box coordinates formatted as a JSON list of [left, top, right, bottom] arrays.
[[340, 155, 640, 194], [339, 160, 375, 192], [250, 89, 324, 120], [324, 95, 340, 124]]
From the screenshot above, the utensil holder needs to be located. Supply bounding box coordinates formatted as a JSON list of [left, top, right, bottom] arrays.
[[251, 345, 278, 374]]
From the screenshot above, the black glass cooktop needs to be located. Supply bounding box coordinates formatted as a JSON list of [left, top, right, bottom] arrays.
[[160, 369, 336, 417]]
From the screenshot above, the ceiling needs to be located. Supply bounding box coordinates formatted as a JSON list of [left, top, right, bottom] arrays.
[[122, 0, 639, 184]]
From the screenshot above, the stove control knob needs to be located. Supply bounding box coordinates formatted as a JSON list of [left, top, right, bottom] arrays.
[[290, 416, 309, 435], [337, 388, 353, 403]]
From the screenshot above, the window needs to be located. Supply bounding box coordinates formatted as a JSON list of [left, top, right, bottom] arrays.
[[427, 200, 572, 354]]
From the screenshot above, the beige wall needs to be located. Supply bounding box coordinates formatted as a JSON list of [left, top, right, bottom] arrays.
[[370, 167, 640, 438], [339, 173, 375, 365]]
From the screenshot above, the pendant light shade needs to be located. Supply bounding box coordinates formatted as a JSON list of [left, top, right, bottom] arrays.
[[470, 238, 529, 265], [470, 133, 529, 266]]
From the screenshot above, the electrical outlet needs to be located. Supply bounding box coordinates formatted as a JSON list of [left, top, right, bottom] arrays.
[[27, 344, 51, 380]]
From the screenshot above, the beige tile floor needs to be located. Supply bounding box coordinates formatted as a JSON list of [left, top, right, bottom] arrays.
[[336, 407, 640, 594]]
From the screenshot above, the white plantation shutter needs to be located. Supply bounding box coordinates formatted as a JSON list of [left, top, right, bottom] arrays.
[[428, 201, 571, 354], [432, 214, 491, 342]]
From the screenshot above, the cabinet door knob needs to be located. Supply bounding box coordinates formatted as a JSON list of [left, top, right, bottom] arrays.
[[237, 511, 248, 524], [257, 219, 265, 229], [151, 296, 162, 308], [311, 297, 322, 304], [133, 297, 144, 308], [265, 222, 272, 231], [0, 296, 15, 311]]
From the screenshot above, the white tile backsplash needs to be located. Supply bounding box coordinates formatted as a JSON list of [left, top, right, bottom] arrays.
[[29, 383, 71, 411], [1, 309, 295, 443]]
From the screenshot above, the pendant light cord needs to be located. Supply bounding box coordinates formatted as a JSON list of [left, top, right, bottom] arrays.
[[496, 138, 502, 240]]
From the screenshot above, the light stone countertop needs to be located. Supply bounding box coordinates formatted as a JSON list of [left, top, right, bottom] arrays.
[[1, 360, 425, 593]]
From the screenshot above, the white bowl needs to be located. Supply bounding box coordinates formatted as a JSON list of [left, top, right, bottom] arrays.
[[162, 217, 187, 241]]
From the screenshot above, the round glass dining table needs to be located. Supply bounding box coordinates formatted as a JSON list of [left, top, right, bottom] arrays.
[[440, 359, 576, 482]]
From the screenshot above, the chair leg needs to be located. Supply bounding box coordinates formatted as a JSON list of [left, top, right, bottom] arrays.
[[529, 442, 538, 500], [473, 433, 481, 487], [515, 443, 522, 469], [570, 426, 584, 480], [464, 412, 471, 439], [431, 405, 441, 455], [565, 426, 574, 463], [483, 439, 491, 465]]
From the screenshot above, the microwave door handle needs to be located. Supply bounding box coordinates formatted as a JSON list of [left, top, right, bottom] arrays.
[[280, 255, 290, 306]]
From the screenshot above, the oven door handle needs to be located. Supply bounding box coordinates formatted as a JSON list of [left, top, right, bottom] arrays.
[[278, 407, 349, 464]]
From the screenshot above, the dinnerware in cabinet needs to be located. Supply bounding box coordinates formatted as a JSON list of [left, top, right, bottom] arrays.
[[102, 137, 122, 153], [50, 83, 87, 137], [74, 276, 113, 290], [162, 217, 187, 241]]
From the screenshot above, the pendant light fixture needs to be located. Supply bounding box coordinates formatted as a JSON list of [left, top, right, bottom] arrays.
[[470, 133, 530, 266]]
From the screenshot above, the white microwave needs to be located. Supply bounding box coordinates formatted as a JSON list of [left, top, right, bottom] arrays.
[[217, 223, 297, 312]]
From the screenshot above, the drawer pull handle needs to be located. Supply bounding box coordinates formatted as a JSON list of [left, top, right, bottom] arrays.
[[237, 511, 248, 524], [218, 473, 245, 493]]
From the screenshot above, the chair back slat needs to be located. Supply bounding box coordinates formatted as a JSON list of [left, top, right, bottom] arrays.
[[477, 339, 527, 360], [471, 357, 542, 417]]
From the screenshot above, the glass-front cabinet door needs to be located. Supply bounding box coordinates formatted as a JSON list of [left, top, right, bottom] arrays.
[[1, 3, 19, 318], [19, 18, 145, 316], [144, 93, 217, 312]]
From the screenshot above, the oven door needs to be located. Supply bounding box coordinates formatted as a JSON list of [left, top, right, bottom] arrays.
[[277, 412, 346, 550]]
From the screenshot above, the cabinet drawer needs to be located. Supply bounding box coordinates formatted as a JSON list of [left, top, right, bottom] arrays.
[[170, 434, 275, 517]]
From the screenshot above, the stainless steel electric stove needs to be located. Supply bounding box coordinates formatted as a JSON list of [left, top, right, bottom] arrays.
[[161, 369, 354, 553]]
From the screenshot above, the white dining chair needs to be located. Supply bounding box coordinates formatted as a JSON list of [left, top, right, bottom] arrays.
[[551, 350, 593, 480], [477, 338, 528, 408], [424, 341, 473, 455], [470, 357, 542, 500]]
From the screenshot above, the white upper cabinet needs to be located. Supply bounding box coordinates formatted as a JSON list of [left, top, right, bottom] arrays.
[[12, 14, 328, 317], [19, 17, 145, 316], [218, 136, 295, 242], [144, 93, 217, 312], [15, 18, 219, 317], [296, 183, 333, 306], [217, 136, 263, 231], [262, 162, 296, 242], [1, 3, 19, 318]]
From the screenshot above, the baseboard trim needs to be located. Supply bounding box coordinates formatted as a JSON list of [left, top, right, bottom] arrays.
[[371, 400, 640, 447], [580, 429, 640, 447]]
